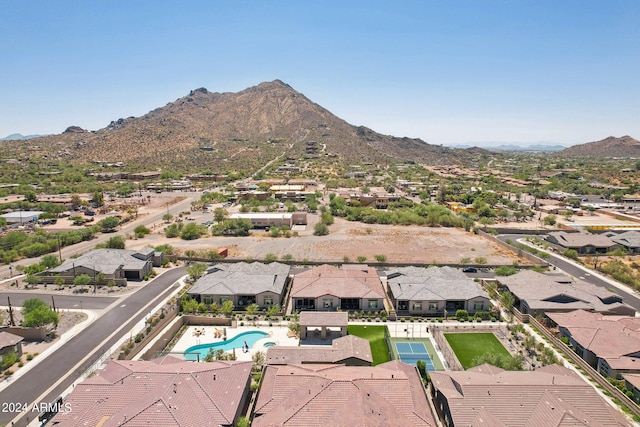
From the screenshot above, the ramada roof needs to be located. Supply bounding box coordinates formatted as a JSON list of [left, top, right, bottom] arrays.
[[189, 262, 290, 297], [430, 364, 630, 426], [266, 335, 373, 365], [50, 357, 252, 427], [547, 309, 640, 370], [387, 266, 489, 301], [497, 270, 634, 315], [253, 361, 435, 427], [290, 264, 385, 300]]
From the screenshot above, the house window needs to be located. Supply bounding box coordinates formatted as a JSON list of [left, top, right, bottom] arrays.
[[428, 302, 438, 310], [323, 299, 333, 308], [264, 296, 273, 305], [413, 302, 422, 310], [368, 300, 378, 309], [473, 302, 483, 311], [220, 296, 229, 304], [203, 297, 213, 305]]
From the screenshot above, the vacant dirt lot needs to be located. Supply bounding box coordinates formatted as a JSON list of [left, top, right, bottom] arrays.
[[128, 215, 522, 265]]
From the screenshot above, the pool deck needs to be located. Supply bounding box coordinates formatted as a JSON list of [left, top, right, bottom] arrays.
[[171, 325, 299, 361]]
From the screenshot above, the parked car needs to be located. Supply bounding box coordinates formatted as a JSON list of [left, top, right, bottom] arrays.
[[462, 267, 478, 273]]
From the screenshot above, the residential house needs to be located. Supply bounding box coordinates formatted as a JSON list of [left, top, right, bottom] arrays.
[[50, 357, 252, 427], [188, 262, 291, 309], [546, 310, 640, 379], [253, 361, 436, 427], [266, 335, 373, 366], [605, 230, 640, 254], [289, 264, 386, 312], [228, 212, 307, 229], [496, 270, 635, 316], [0, 332, 23, 361], [546, 230, 619, 254], [430, 364, 630, 426], [387, 266, 490, 315], [48, 248, 158, 282]]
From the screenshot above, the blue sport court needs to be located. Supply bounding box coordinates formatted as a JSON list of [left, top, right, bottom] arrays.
[[395, 342, 435, 371]]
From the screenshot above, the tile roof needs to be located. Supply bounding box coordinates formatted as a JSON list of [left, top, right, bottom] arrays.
[[547, 231, 617, 249], [547, 310, 640, 370], [253, 361, 435, 427], [0, 331, 23, 348], [386, 266, 489, 301], [299, 311, 348, 327], [497, 270, 635, 315], [50, 357, 251, 427], [266, 335, 373, 365], [430, 364, 630, 426], [48, 248, 152, 276], [290, 264, 385, 300], [605, 231, 640, 249], [189, 262, 290, 297]]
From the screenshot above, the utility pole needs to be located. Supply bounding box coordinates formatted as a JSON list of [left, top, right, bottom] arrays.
[[51, 295, 57, 312], [7, 296, 15, 326]]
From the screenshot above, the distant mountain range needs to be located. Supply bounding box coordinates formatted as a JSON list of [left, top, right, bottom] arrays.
[[448, 143, 567, 152], [7, 80, 465, 172], [559, 135, 640, 157], [0, 133, 50, 141]]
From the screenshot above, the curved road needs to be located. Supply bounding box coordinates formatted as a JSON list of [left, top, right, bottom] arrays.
[[1, 266, 186, 427]]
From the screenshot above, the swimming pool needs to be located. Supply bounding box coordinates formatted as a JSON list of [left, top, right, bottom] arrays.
[[184, 330, 269, 361]]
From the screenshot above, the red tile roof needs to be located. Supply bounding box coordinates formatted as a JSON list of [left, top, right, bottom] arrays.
[[290, 264, 385, 300], [266, 335, 372, 365], [0, 331, 23, 349], [50, 357, 251, 427], [430, 364, 630, 426], [253, 361, 435, 426], [547, 309, 640, 370]]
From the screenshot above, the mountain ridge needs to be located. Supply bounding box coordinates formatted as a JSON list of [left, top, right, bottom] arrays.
[[559, 135, 640, 157], [16, 80, 463, 173]]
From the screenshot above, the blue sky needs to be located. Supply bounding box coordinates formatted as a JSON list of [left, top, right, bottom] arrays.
[[1, 1, 638, 146]]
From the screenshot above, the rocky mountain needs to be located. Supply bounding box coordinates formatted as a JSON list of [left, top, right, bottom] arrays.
[[559, 135, 640, 157], [17, 80, 463, 173]]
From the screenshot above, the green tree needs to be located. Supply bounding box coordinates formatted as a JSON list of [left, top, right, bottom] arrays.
[[181, 222, 205, 240], [246, 303, 259, 315], [0, 217, 7, 228], [162, 213, 173, 223], [374, 254, 387, 263], [543, 215, 557, 226], [134, 225, 151, 237], [70, 194, 83, 211], [91, 191, 104, 207], [22, 298, 59, 328], [25, 274, 41, 286], [98, 216, 120, 233], [266, 303, 281, 317], [563, 249, 579, 260], [221, 300, 235, 316], [213, 207, 228, 223], [105, 235, 126, 249], [73, 274, 91, 288], [494, 266, 517, 276], [313, 222, 329, 236], [187, 263, 207, 281], [40, 254, 61, 269], [265, 253, 278, 262]]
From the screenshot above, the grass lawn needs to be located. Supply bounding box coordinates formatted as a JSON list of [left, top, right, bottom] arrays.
[[347, 325, 391, 365], [444, 332, 510, 369]]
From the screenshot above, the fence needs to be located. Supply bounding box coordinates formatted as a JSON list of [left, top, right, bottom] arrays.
[[430, 326, 463, 371]]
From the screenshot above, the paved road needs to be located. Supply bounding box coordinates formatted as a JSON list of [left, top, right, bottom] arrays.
[[0, 266, 185, 427], [0, 292, 117, 310], [499, 234, 640, 310]]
